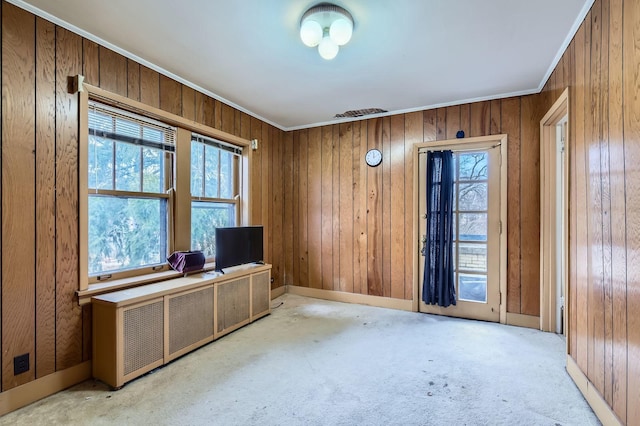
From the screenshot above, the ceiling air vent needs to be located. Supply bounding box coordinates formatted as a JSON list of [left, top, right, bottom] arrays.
[[335, 108, 387, 118]]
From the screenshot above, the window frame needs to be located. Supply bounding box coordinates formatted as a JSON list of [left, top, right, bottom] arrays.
[[86, 101, 176, 279], [190, 134, 242, 260], [78, 81, 252, 293]]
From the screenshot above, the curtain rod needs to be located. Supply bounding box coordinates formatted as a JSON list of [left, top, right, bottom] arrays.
[[418, 143, 500, 154]]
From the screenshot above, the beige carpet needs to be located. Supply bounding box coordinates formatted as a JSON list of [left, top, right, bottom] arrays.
[[1, 294, 599, 425]]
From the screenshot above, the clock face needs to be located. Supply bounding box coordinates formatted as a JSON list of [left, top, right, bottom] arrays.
[[365, 149, 382, 167]]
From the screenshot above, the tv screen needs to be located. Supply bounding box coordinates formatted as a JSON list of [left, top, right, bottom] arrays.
[[215, 226, 264, 271]]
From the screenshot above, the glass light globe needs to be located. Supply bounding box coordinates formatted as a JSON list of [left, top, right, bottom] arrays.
[[329, 17, 353, 46], [318, 36, 339, 60], [300, 19, 323, 47]]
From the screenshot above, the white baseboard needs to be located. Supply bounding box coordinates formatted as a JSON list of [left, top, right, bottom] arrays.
[[566, 355, 622, 426], [285, 285, 413, 311], [0, 361, 92, 416]]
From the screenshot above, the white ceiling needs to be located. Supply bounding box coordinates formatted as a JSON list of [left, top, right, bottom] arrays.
[[15, 0, 592, 130]]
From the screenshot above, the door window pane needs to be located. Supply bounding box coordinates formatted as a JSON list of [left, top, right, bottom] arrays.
[[458, 183, 487, 211], [457, 243, 487, 272], [458, 153, 488, 180], [458, 213, 487, 241], [458, 273, 487, 302]]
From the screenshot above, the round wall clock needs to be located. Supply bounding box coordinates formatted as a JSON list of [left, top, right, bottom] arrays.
[[365, 148, 382, 167]]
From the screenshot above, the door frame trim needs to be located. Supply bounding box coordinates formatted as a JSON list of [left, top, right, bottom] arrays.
[[539, 88, 569, 335], [412, 134, 508, 324]]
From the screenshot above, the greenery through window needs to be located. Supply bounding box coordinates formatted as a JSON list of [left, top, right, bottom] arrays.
[[191, 134, 241, 258], [88, 102, 175, 276]]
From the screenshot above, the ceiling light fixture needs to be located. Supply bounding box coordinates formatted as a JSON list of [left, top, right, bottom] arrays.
[[300, 3, 354, 60]]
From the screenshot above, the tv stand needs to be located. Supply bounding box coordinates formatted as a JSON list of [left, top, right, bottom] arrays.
[[92, 264, 271, 389]]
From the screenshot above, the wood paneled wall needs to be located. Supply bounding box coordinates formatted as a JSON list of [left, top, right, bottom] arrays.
[[539, 0, 638, 423], [281, 98, 543, 316], [0, 1, 283, 393]]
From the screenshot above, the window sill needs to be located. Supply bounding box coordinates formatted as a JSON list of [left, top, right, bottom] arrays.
[[77, 262, 216, 305]]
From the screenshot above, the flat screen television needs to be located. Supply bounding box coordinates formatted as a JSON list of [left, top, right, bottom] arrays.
[[215, 226, 264, 271]]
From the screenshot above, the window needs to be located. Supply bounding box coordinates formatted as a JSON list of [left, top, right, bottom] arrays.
[[87, 102, 176, 276], [190, 134, 241, 258]]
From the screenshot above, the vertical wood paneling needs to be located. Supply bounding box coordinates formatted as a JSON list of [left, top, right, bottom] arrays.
[[221, 103, 234, 134], [82, 39, 99, 86], [623, 0, 640, 422], [140, 65, 159, 108], [502, 97, 522, 313], [214, 100, 223, 130], [250, 118, 262, 226], [586, 1, 605, 394], [574, 22, 589, 373], [182, 86, 195, 121], [367, 119, 383, 296], [352, 121, 366, 294], [404, 112, 421, 300], [299, 130, 309, 288], [195, 91, 206, 124], [321, 126, 334, 290], [519, 95, 540, 316], [599, 0, 614, 407], [307, 127, 322, 289], [2, 3, 36, 390], [390, 115, 405, 299], [381, 118, 392, 297], [159, 75, 182, 116], [35, 15, 56, 379], [261, 124, 272, 266], [568, 37, 579, 362], [98, 46, 126, 96], [270, 128, 283, 287], [445, 106, 460, 140], [470, 101, 491, 137], [55, 26, 83, 371], [234, 110, 241, 137], [490, 99, 501, 134], [460, 104, 470, 139], [239, 113, 251, 141], [283, 132, 294, 286], [126, 59, 140, 102], [339, 124, 353, 293], [435, 108, 446, 140], [291, 131, 299, 286], [608, 0, 627, 420], [423, 109, 437, 142], [270, 126, 285, 287], [332, 125, 341, 290], [204, 97, 216, 129]]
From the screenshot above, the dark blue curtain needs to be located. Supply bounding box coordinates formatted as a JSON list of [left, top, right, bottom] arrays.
[[422, 150, 456, 307]]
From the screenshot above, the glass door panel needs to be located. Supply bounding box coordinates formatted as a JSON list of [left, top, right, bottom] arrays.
[[418, 143, 501, 322]]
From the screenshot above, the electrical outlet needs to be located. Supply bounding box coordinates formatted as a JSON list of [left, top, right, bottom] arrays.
[[14, 353, 29, 375]]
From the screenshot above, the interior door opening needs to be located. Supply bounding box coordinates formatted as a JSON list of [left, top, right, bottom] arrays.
[[540, 88, 569, 336]]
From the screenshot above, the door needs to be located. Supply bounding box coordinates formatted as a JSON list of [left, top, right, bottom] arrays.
[[417, 140, 503, 322]]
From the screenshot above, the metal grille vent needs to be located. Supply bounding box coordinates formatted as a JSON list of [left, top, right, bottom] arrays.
[[217, 277, 251, 333], [335, 108, 387, 118], [123, 301, 164, 376], [169, 287, 214, 355], [252, 272, 270, 316]]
